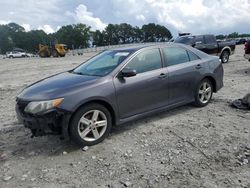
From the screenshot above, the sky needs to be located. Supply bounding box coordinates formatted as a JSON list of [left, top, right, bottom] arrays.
[[0, 0, 250, 36]]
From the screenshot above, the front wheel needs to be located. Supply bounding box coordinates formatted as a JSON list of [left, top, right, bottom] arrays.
[[220, 50, 229, 63], [194, 79, 213, 107], [69, 103, 112, 147]]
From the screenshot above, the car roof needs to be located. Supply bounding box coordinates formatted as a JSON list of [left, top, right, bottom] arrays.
[[110, 43, 188, 51], [177, 34, 213, 38]]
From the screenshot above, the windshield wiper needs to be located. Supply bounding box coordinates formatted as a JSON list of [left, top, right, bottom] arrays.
[[70, 71, 101, 77], [72, 71, 85, 75]]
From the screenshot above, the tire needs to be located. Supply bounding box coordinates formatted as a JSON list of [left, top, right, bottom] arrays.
[[39, 52, 47, 58], [194, 79, 213, 107], [52, 50, 58, 57], [69, 103, 112, 147], [220, 50, 229, 63]]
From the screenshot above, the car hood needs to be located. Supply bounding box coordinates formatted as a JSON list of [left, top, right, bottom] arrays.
[[17, 71, 100, 101]]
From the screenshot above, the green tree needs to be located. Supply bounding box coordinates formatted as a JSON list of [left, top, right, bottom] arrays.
[[228, 32, 239, 38], [55, 24, 91, 49], [92, 30, 105, 46], [142, 23, 172, 42]]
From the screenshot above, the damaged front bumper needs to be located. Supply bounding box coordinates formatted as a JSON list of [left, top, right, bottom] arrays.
[[16, 99, 71, 139]]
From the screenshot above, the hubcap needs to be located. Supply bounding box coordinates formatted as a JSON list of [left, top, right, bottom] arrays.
[[198, 82, 212, 104], [222, 52, 229, 63], [77, 110, 107, 142]]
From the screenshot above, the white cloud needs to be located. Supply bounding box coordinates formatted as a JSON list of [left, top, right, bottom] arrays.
[[56, 26, 61, 31], [38, 25, 54, 34], [0, 20, 11, 25], [0, 0, 250, 35], [21, 24, 31, 32], [136, 14, 146, 21], [68, 4, 107, 31], [108, 0, 250, 34]]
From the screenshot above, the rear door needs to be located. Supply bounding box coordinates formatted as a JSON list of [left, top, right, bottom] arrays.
[[162, 47, 203, 105], [113, 48, 169, 119]]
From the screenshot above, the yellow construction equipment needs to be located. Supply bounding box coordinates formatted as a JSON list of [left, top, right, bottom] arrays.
[[38, 44, 68, 58]]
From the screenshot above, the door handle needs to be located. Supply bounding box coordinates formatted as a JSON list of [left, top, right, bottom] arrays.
[[158, 73, 167, 78], [195, 64, 202, 69]]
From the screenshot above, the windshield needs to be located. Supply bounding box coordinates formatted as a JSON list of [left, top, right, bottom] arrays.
[[73, 50, 132, 76], [174, 36, 194, 45]]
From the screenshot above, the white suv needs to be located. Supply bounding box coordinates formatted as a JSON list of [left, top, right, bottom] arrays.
[[6, 51, 26, 58]]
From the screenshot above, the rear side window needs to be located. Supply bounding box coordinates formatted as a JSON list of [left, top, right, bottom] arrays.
[[174, 36, 194, 45], [194, 35, 204, 43], [204, 35, 216, 44], [125, 48, 161, 74], [205, 35, 216, 44], [163, 47, 189, 66], [187, 50, 200, 61]]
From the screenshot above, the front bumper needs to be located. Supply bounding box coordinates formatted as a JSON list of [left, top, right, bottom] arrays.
[[16, 100, 71, 139], [244, 54, 250, 61]]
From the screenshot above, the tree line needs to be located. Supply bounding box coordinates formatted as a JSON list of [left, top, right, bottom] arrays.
[[0, 22, 172, 54], [216, 32, 250, 40]]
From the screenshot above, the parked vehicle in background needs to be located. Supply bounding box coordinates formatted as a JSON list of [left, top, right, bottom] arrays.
[[6, 51, 27, 58], [236, 38, 247, 45], [244, 40, 250, 61], [26, 53, 36, 57], [16, 43, 224, 146], [174, 34, 236, 63], [38, 44, 68, 57]]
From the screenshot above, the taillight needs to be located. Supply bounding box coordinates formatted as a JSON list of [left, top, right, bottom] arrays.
[[244, 42, 248, 51]]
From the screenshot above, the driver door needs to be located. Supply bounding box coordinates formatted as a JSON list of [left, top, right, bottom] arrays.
[[113, 48, 169, 119]]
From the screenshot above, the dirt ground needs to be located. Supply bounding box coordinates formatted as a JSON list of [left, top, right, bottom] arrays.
[[0, 45, 249, 188]]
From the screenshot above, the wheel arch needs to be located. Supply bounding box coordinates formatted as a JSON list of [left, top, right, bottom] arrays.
[[68, 99, 117, 132], [201, 75, 217, 92], [220, 47, 231, 56]]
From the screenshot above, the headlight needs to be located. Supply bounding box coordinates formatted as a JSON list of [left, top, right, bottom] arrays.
[[24, 98, 64, 114]]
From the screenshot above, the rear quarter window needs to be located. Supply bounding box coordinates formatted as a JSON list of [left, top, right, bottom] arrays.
[[187, 50, 200, 61]]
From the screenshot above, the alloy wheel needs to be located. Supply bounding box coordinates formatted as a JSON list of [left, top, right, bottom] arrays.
[[198, 82, 212, 104], [77, 110, 108, 142], [222, 51, 229, 63]]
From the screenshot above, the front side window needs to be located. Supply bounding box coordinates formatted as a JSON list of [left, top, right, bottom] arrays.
[[124, 48, 162, 74], [73, 50, 132, 76], [163, 47, 189, 66]]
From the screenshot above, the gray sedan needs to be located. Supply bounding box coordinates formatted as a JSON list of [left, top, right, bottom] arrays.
[[16, 43, 223, 146]]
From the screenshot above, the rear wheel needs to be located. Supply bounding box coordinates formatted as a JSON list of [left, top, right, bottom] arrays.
[[69, 103, 112, 146], [220, 50, 229, 63], [194, 79, 213, 107]]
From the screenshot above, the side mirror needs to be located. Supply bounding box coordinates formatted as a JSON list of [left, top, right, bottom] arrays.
[[119, 68, 137, 78]]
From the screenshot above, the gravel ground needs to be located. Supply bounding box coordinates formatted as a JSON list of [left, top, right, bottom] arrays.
[[0, 45, 249, 188]]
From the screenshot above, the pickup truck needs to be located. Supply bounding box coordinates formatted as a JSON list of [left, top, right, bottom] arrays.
[[244, 40, 250, 61], [6, 51, 27, 58], [174, 34, 236, 63]]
